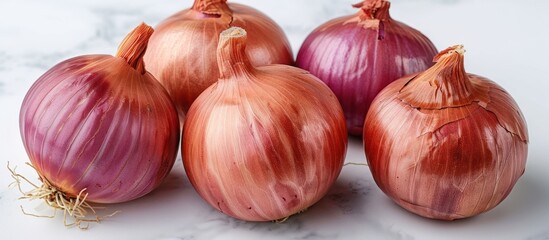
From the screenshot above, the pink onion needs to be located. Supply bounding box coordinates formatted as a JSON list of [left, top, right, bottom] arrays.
[[18, 23, 179, 206], [296, 0, 437, 135], [144, 0, 294, 120], [182, 27, 347, 221], [363, 45, 528, 220]]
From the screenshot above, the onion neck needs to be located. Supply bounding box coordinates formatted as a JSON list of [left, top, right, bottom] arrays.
[[352, 0, 391, 39], [115, 23, 154, 74], [192, 0, 232, 18], [398, 45, 477, 109], [217, 27, 254, 80], [353, 0, 391, 22]]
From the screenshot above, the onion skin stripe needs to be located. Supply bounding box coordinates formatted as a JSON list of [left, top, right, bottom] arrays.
[[29, 61, 112, 187], [23, 58, 98, 175], [20, 55, 180, 204]]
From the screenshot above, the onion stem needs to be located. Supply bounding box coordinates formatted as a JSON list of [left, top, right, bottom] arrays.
[[115, 23, 154, 74], [192, 0, 228, 10], [398, 44, 478, 110], [191, 0, 232, 20], [354, 0, 391, 21], [217, 27, 254, 79]]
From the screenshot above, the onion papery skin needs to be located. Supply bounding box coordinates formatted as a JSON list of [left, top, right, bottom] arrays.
[[144, 0, 294, 119], [296, 0, 437, 136], [363, 45, 528, 220], [20, 51, 180, 202], [183, 27, 347, 221]]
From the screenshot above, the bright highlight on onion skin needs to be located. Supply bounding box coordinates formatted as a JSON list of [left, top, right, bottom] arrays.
[[182, 27, 348, 221], [18, 23, 180, 210], [363, 45, 528, 220], [144, 0, 294, 121], [296, 0, 437, 136]]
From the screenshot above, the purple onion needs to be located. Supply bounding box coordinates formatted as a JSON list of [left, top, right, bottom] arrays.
[[296, 0, 438, 135], [18, 23, 179, 204]]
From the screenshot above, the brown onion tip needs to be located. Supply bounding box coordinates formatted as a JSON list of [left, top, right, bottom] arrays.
[[398, 44, 477, 109], [217, 27, 252, 79], [191, 0, 231, 18], [221, 26, 247, 38], [192, 0, 228, 9], [116, 22, 154, 74], [433, 44, 466, 62], [353, 0, 391, 21]]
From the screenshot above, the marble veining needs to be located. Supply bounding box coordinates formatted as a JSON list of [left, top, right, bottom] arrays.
[[1, 0, 549, 239]]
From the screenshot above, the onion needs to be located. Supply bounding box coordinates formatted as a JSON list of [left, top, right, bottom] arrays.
[[144, 0, 293, 119], [363, 45, 528, 220], [296, 0, 437, 135], [182, 27, 347, 221], [17, 23, 180, 226]]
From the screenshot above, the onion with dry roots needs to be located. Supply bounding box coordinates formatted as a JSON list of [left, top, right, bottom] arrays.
[[363, 45, 528, 220], [144, 0, 293, 120], [183, 27, 348, 221], [16, 23, 180, 228]]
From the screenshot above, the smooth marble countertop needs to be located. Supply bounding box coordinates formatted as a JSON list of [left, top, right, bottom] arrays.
[[1, 0, 548, 239]]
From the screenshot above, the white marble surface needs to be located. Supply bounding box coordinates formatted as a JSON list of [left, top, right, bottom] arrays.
[[1, 0, 549, 239]]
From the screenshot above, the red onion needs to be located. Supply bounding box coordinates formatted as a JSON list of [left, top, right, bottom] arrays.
[[363, 45, 528, 220], [18, 23, 179, 224], [144, 0, 294, 119], [182, 27, 347, 221], [296, 0, 437, 135]]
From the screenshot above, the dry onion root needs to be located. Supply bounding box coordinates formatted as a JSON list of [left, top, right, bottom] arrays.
[[343, 162, 368, 167], [7, 162, 119, 229], [272, 208, 308, 223]]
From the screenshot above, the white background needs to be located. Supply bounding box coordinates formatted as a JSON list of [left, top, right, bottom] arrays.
[[1, 0, 548, 239]]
